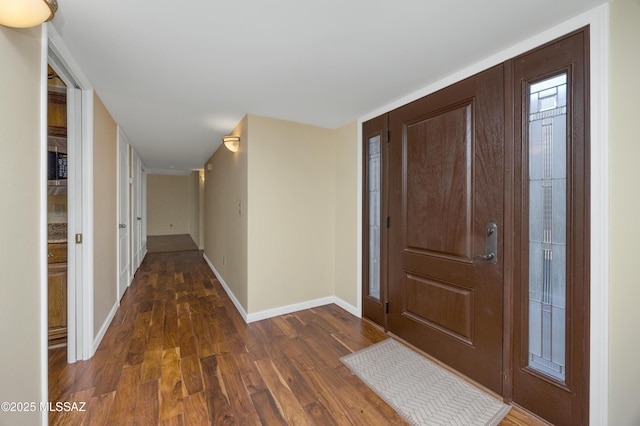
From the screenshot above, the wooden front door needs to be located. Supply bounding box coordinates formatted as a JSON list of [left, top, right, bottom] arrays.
[[362, 28, 590, 424], [387, 64, 505, 394]]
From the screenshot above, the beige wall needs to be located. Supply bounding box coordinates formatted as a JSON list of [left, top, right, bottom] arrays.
[[0, 25, 45, 426], [609, 0, 640, 424], [203, 115, 359, 315], [204, 116, 249, 310], [247, 114, 336, 313], [333, 121, 359, 307], [92, 92, 118, 336], [147, 173, 199, 237]]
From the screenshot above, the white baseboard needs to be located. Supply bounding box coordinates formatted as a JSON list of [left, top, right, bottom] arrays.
[[202, 253, 249, 322], [91, 301, 118, 356], [333, 296, 359, 318], [247, 296, 335, 323], [202, 253, 359, 323]]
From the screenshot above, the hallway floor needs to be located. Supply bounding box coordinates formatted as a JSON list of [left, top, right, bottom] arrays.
[[48, 250, 540, 425], [146, 234, 199, 254]]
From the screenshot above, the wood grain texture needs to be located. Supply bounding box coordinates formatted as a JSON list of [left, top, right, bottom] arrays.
[[48, 242, 68, 348], [387, 64, 506, 395], [49, 250, 542, 425]]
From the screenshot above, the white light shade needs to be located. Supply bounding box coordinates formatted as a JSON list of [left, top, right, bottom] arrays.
[[0, 0, 57, 28], [223, 136, 240, 153]]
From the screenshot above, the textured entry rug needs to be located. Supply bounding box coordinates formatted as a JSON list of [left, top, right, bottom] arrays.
[[340, 339, 510, 426]]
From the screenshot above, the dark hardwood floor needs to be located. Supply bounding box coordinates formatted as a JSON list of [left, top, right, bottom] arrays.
[[48, 250, 544, 425], [146, 234, 199, 254]]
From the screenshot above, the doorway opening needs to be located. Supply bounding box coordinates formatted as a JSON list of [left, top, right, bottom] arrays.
[[47, 44, 88, 365]]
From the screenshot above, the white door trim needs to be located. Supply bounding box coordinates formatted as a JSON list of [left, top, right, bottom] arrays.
[[40, 25, 49, 426]]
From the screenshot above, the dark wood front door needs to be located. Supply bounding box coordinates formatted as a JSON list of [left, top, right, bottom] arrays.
[[387, 64, 505, 394]]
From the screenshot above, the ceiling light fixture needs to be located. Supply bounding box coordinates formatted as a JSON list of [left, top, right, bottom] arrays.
[[223, 135, 240, 153], [0, 0, 58, 28]]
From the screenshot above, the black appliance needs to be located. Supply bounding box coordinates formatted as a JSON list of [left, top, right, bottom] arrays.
[[48, 149, 68, 182]]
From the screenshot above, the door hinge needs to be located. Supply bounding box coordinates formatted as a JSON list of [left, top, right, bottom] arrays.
[[75, 233, 83, 244], [385, 302, 389, 314], [386, 216, 390, 228], [386, 130, 390, 143]]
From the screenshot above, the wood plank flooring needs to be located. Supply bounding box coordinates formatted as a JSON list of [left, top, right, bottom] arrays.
[[49, 250, 542, 425], [146, 234, 199, 254]]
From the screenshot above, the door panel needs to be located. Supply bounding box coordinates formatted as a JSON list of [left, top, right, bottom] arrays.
[[405, 103, 472, 260], [117, 128, 130, 301], [405, 274, 473, 342], [132, 149, 143, 272], [388, 64, 505, 394]]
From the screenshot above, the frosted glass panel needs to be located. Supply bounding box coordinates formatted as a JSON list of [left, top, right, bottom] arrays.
[[368, 135, 381, 300], [528, 73, 567, 382]]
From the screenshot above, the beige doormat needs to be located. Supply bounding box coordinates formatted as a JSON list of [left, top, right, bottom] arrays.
[[340, 339, 510, 426]]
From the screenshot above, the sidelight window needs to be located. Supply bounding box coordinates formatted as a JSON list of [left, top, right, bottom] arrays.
[[527, 73, 568, 382], [368, 135, 382, 300]]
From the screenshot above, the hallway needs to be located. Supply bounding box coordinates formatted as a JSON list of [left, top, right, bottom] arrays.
[[48, 250, 535, 425]]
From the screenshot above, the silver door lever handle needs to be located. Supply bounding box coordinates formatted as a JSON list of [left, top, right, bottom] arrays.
[[475, 252, 495, 261]]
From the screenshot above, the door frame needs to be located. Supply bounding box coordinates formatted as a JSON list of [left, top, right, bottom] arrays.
[[357, 5, 609, 424], [47, 25, 96, 363]]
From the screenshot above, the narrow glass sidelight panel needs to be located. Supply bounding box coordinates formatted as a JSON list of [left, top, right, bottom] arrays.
[[368, 135, 382, 300], [528, 73, 567, 382]]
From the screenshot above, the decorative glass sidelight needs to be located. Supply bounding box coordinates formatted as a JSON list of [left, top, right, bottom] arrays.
[[368, 135, 381, 300], [528, 73, 567, 382]]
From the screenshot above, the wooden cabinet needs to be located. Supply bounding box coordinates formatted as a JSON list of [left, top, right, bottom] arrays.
[[47, 88, 67, 138], [48, 243, 67, 348]]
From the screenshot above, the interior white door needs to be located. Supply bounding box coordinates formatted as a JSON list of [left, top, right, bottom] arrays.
[[66, 86, 84, 363], [141, 168, 147, 257], [117, 128, 130, 300], [131, 149, 141, 271]]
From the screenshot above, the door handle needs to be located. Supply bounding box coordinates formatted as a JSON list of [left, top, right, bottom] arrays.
[[475, 222, 497, 264], [119, 223, 127, 229]]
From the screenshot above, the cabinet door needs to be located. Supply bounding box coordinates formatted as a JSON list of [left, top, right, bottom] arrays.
[[48, 262, 67, 338], [48, 243, 67, 264]]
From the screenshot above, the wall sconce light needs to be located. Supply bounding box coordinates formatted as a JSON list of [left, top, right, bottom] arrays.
[[223, 135, 240, 153], [0, 0, 58, 28]]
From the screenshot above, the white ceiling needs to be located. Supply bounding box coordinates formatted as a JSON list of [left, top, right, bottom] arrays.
[[51, 0, 605, 173]]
